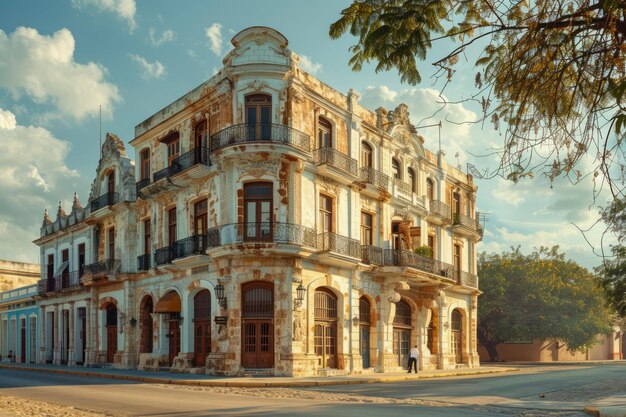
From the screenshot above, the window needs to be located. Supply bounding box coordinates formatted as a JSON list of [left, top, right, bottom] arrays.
[[314, 288, 338, 368], [426, 178, 434, 200], [319, 195, 333, 233], [317, 117, 332, 148], [246, 94, 271, 140], [46, 254, 54, 279], [408, 168, 416, 193], [143, 219, 151, 255], [392, 158, 401, 179], [360, 212, 373, 246], [78, 243, 85, 277], [167, 140, 180, 167], [108, 228, 115, 259], [393, 300, 412, 326], [428, 234, 436, 259], [195, 121, 208, 149], [453, 243, 461, 281], [244, 183, 272, 240], [359, 297, 371, 325], [361, 142, 373, 168], [140, 149, 150, 181], [452, 192, 461, 217], [168, 208, 177, 246], [107, 171, 115, 194], [194, 200, 208, 236]]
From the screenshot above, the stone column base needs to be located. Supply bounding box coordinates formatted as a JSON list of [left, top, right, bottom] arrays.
[[67, 349, 75, 367], [170, 352, 194, 373], [137, 353, 168, 371], [84, 349, 96, 367], [280, 353, 318, 377], [52, 349, 60, 365], [206, 352, 238, 376]]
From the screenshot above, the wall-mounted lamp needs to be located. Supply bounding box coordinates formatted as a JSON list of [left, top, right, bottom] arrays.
[[352, 316, 360, 327], [119, 312, 137, 334], [129, 317, 137, 327], [215, 283, 227, 309], [293, 281, 306, 310]]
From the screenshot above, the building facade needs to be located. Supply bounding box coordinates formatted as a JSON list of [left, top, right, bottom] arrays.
[[0, 284, 38, 363], [34, 26, 482, 376]]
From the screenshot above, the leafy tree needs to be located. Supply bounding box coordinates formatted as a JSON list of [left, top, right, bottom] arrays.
[[330, 0, 626, 198], [597, 196, 626, 315], [478, 246, 611, 362]]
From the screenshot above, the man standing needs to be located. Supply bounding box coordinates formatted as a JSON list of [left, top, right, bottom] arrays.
[[408, 345, 419, 373]]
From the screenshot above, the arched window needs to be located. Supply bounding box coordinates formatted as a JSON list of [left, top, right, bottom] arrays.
[[193, 290, 211, 366], [393, 300, 411, 327], [451, 309, 463, 363], [359, 296, 372, 368], [393, 299, 411, 367], [317, 117, 332, 148], [242, 282, 274, 368], [140, 296, 153, 353], [408, 168, 416, 193], [452, 310, 462, 331], [361, 142, 373, 168], [426, 178, 434, 200], [392, 158, 401, 179], [315, 288, 338, 368], [107, 171, 115, 194]]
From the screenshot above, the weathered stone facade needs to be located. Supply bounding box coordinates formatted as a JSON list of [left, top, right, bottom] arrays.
[[34, 27, 482, 376]]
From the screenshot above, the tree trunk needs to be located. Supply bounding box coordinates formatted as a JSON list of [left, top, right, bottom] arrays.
[[483, 342, 500, 362]]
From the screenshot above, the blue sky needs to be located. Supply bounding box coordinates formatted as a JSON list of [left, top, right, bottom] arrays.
[[0, 0, 614, 270]]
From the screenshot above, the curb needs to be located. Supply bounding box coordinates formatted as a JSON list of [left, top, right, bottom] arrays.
[[0, 364, 518, 388], [584, 405, 626, 417]]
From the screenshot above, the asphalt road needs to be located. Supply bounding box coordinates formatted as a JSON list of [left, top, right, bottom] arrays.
[[1, 364, 623, 416]]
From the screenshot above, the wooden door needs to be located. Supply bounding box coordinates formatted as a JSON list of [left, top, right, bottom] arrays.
[[243, 183, 272, 241], [106, 325, 117, 363], [314, 322, 337, 368], [242, 320, 273, 368], [360, 326, 370, 368], [168, 320, 180, 366], [393, 329, 410, 367], [245, 94, 271, 140], [193, 320, 211, 367], [20, 326, 26, 363]]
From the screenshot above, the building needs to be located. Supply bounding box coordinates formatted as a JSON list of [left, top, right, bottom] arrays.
[[0, 260, 39, 292], [0, 284, 38, 363], [34, 26, 482, 376]]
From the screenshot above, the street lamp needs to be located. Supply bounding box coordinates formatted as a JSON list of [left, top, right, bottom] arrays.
[[294, 281, 305, 309]]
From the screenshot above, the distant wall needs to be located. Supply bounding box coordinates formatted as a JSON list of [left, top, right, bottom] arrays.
[[0, 260, 40, 292]]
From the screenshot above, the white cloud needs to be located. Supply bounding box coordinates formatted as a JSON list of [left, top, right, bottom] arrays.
[[148, 28, 175, 46], [0, 109, 86, 261], [0, 27, 121, 121], [205, 23, 223, 56], [299, 55, 322, 75], [129, 54, 166, 79], [71, 0, 137, 32]]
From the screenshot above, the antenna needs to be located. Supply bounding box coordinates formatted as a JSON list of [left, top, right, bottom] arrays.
[[415, 121, 443, 151], [99, 105, 102, 158]]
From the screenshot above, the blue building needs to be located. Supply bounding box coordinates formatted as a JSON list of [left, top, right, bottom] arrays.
[[0, 284, 38, 363]]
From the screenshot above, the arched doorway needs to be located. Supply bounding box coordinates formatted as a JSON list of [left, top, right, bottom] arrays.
[[193, 290, 211, 367], [241, 282, 274, 368], [154, 291, 181, 366], [393, 300, 411, 368], [451, 309, 463, 364], [139, 296, 153, 354], [314, 288, 338, 369], [105, 304, 117, 363], [359, 296, 371, 368]]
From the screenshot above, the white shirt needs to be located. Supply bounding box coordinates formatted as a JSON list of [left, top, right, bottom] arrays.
[[410, 347, 419, 358]]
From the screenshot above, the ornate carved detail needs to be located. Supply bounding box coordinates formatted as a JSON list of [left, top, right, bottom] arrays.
[[361, 196, 375, 210], [315, 175, 339, 195], [238, 159, 278, 179], [247, 80, 270, 92], [387, 104, 416, 133]]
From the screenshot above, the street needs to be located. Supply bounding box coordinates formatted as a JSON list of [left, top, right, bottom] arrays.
[[1, 364, 625, 416]]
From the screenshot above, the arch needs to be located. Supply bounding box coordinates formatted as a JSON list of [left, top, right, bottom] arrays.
[[391, 157, 402, 180], [314, 287, 338, 369], [241, 281, 274, 368], [155, 290, 182, 366], [139, 295, 153, 354], [359, 296, 373, 369], [317, 116, 333, 148], [451, 308, 465, 364], [393, 299, 412, 368], [193, 289, 211, 367]]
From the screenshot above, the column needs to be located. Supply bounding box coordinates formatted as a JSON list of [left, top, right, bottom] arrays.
[[53, 304, 60, 365], [68, 302, 75, 366], [39, 305, 46, 364], [84, 298, 94, 366], [437, 291, 448, 369]]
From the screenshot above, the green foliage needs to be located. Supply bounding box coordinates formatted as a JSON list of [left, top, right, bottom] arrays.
[[478, 246, 612, 360], [596, 197, 626, 316], [414, 245, 433, 258], [330, 0, 626, 197]]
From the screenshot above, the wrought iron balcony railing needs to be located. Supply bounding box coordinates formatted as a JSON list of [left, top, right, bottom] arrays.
[[83, 259, 121, 278], [90, 192, 119, 212], [361, 245, 383, 265], [153, 147, 211, 183], [38, 277, 56, 294], [317, 232, 361, 258], [54, 270, 81, 290], [172, 234, 208, 259], [155, 246, 173, 266], [383, 249, 456, 278], [459, 271, 478, 288], [393, 178, 412, 195], [453, 213, 478, 230], [207, 222, 317, 249], [137, 253, 151, 271], [136, 178, 151, 194], [210, 123, 310, 153], [359, 166, 390, 190], [429, 200, 451, 219], [313, 147, 359, 177]]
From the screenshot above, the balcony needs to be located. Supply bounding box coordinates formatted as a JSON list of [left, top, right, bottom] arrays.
[[357, 167, 390, 198], [459, 271, 478, 289], [210, 123, 311, 157], [143, 147, 212, 198], [155, 246, 173, 266], [316, 232, 361, 266], [451, 212, 482, 239], [81, 259, 121, 286], [427, 200, 452, 225], [393, 178, 412, 200], [207, 222, 317, 256], [313, 147, 358, 184], [136, 178, 151, 195], [380, 249, 456, 284], [137, 253, 151, 271], [171, 234, 210, 267], [90, 192, 119, 213], [361, 245, 383, 266]]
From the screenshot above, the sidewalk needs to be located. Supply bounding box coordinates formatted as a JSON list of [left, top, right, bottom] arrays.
[[0, 362, 517, 387], [584, 394, 626, 417]]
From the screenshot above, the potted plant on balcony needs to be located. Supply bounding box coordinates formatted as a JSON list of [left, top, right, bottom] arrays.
[[414, 245, 433, 258]]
